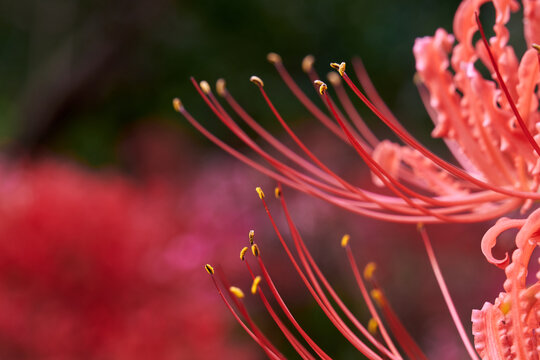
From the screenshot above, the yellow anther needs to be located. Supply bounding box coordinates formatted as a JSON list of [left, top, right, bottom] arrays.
[[256, 186, 265, 199], [216, 78, 226, 97], [337, 62, 346, 76], [368, 318, 378, 335], [330, 62, 341, 70], [371, 289, 385, 306], [340, 234, 350, 248], [532, 43, 540, 52], [172, 98, 183, 112], [302, 55, 315, 73], [314, 80, 327, 95], [363, 262, 377, 280], [229, 286, 245, 299], [250, 76, 264, 87], [416, 222, 425, 232], [204, 264, 215, 275], [199, 80, 211, 94], [327, 71, 341, 86], [251, 276, 262, 294], [251, 243, 260, 257], [240, 246, 249, 261], [274, 187, 282, 199], [248, 229, 255, 245], [267, 52, 282, 64], [499, 299, 511, 315]]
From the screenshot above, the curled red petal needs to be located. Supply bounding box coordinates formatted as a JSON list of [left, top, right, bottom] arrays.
[[480, 217, 525, 268], [514, 206, 540, 249]]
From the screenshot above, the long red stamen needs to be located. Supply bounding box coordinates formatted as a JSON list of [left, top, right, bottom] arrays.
[[319, 86, 459, 222], [326, 71, 379, 148], [300, 62, 372, 150], [257, 188, 389, 359], [370, 287, 428, 360], [216, 269, 283, 357], [207, 269, 284, 359], [338, 67, 540, 200], [275, 187, 400, 359], [254, 251, 333, 360], [243, 260, 315, 360], [341, 239, 402, 358], [176, 95, 522, 222], [351, 57, 409, 135], [359, 261, 428, 360], [417, 224, 480, 360], [252, 81, 452, 218], [268, 54, 350, 142]]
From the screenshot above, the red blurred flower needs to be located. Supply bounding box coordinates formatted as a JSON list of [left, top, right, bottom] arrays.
[[0, 158, 256, 359]]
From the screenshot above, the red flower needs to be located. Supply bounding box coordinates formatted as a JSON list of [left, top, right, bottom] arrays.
[[0, 158, 255, 359]]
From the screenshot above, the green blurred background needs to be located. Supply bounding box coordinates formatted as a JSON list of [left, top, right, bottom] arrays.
[[0, 0, 465, 165]]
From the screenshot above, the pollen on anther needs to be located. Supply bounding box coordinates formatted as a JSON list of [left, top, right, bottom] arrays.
[[274, 187, 281, 199], [216, 78, 226, 97], [250, 76, 264, 87], [267, 52, 282, 64], [337, 62, 346, 76], [532, 43, 540, 52], [364, 262, 377, 280], [172, 98, 183, 112], [205, 264, 215, 275], [248, 229, 255, 244], [240, 246, 249, 261], [251, 276, 262, 294], [327, 72, 341, 86], [251, 244, 260, 257], [340, 234, 350, 247], [368, 318, 378, 335], [371, 289, 385, 306], [200, 80, 211, 94], [229, 286, 245, 299], [302, 55, 315, 73], [256, 186, 265, 199], [330, 62, 340, 70], [314, 80, 327, 95]]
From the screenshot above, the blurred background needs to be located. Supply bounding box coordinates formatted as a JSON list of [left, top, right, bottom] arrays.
[[0, 0, 519, 359]]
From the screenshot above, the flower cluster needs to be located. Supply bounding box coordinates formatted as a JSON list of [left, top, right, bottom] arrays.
[[176, 1, 539, 225], [175, 0, 539, 358]]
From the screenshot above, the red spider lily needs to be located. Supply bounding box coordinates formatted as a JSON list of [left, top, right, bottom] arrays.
[[174, 0, 540, 224], [206, 186, 489, 359], [171, 0, 540, 358], [473, 208, 540, 359], [207, 186, 539, 359]]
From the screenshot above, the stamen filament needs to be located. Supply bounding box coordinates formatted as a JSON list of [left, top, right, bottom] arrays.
[[338, 67, 540, 201], [418, 225, 480, 360]]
